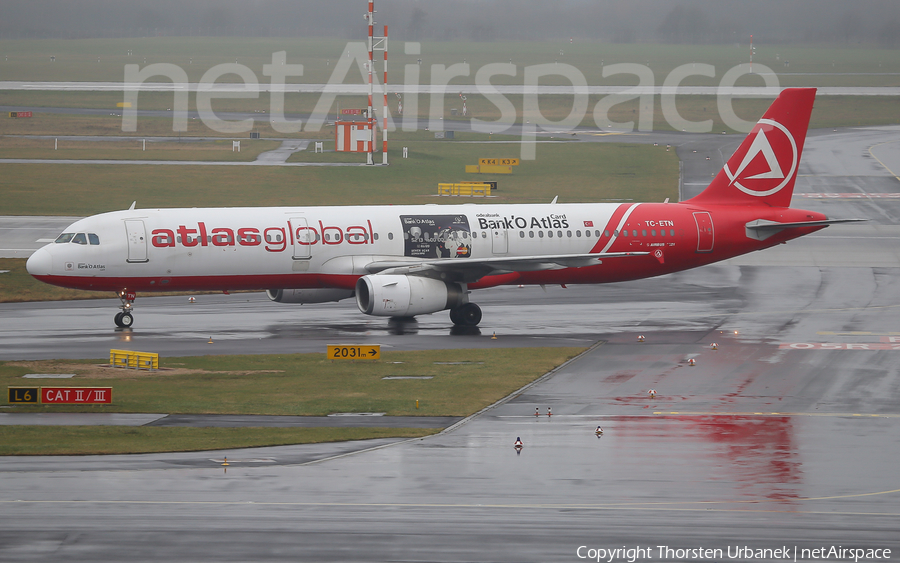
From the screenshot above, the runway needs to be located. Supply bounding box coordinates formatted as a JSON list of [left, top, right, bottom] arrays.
[[1, 125, 900, 561], [3, 81, 900, 96]]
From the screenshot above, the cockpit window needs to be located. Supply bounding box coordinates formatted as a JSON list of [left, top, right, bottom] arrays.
[[72, 233, 88, 245], [88, 233, 100, 245], [55, 233, 75, 243]]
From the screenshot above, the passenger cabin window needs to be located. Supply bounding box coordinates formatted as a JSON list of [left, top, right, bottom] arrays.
[[88, 233, 100, 245], [72, 233, 87, 245], [55, 233, 75, 243]]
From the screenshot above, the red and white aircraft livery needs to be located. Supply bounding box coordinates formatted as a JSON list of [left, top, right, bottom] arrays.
[[27, 88, 854, 328]]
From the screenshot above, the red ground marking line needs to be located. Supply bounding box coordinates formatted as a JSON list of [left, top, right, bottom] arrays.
[[795, 193, 900, 199], [780, 342, 900, 350]]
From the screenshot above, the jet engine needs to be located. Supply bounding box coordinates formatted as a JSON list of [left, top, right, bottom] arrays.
[[266, 288, 354, 304], [355, 275, 465, 317]]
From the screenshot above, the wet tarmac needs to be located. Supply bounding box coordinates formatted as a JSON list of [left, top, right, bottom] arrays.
[[1, 331, 899, 560], [1, 126, 899, 561]]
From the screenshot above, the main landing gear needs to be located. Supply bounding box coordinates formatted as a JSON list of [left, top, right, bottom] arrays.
[[114, 290, 135, 328], [449, 303, 482, 327]]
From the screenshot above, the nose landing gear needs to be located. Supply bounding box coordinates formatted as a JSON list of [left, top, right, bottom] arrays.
[[115, 290, 136, 328]]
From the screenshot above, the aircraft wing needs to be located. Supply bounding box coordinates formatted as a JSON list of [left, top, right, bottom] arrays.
[[365, 251, 649, 283], [745, 218, 866, 241]]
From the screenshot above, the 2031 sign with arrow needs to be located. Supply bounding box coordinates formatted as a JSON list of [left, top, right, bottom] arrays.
[[327, 345, 381, 360]]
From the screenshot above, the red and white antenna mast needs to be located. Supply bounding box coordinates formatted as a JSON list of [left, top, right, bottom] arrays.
[[365, 2, 389, 165], [750, 34, 754, 73], [366, 0, 375, 165], [382, 25, 388, 165]]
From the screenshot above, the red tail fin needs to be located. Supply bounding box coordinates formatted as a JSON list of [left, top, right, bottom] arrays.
[[686, 88, 816, 208]]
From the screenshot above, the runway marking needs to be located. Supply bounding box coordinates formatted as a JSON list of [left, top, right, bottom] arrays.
[[498, 412, 899, 419], [667, 303, 900, 320], [868, 140, 900, 183], [780, 342, 900, 350], [208, 458, 275, 463], [817, 331, 900, 335], [652, 411, 899, 418], [795, 192, 900, 199]]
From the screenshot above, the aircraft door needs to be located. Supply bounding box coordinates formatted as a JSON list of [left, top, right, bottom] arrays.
[[124, 220, 149, 263], [693, 211, 714, 252], [491, 228, 508, 255], [291, 217, 312, 259]]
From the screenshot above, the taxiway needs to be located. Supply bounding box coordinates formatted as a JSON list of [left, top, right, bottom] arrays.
[[1, 125, 899, 561]]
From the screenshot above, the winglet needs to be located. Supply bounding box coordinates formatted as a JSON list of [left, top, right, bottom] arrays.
[[550, 196, 558, 204], [128, 201, 136, 211]]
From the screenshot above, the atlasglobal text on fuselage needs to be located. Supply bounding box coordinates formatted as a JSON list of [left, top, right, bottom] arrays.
[[27, 88, 858, 329]]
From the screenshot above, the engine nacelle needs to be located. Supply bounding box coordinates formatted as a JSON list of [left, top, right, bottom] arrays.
[[355, 275, 465, 317], [267, 288, 354, 304]]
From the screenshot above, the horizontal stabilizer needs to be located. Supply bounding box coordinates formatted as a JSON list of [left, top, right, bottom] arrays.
[[745, 218, 866, 240]]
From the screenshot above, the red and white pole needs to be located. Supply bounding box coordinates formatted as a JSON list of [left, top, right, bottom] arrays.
[[382, 25, 388, 165], [366, 0, 374, 165], [750, 34, 753, 73]]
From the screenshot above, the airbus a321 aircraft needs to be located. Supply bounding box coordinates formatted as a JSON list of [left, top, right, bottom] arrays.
[[27, 88, 852, 329]]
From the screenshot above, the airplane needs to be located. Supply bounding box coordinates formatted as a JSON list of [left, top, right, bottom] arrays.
[[26, 87, 856, 329]]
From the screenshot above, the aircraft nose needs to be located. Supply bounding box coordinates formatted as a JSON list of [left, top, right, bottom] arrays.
[[26, 247, 52, 277]]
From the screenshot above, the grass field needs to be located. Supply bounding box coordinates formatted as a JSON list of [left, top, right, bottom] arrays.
[[1, 38, 898, 137], [2, 93, 896, 139], [0, 139, 679, 216], [0, 426, 436, 456], [0, 347, 583, 454], [1, 38, 898, 87], [0, 137, 282, 161], [1, 348, 582, 416]]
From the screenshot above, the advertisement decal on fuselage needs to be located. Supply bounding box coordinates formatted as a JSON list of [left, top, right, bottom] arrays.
[[400, 215, 472, 259]]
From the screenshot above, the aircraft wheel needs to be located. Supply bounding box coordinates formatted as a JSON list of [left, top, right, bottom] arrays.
[[453, 303, 482, 327], [449, 308, 461, 325], [114, 312, 124, 328], [119, 312, 134, 328]]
